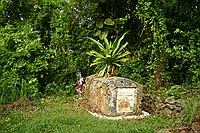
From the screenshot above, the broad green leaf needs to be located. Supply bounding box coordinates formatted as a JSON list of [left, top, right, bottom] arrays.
[[100, 31, 108, 40], [96, 22, 103, 28], [102, 32, 108, 39], [104, 18, 115, 26]]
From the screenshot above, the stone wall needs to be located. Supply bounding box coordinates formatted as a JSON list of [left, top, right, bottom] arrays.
[[141, 94, 182, 115], [84, 75, 143, 116]]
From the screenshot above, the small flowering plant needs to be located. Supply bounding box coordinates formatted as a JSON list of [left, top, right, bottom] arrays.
[[76, 77, 85, 96]]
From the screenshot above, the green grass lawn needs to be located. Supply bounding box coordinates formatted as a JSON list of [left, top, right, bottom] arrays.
[[0, 96, 175, 133]]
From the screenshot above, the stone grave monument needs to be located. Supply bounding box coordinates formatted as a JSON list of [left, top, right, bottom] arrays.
[[85, 75, 144, 117]]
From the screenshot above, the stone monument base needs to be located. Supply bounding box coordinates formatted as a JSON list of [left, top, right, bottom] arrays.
[[84, 75, 145, 117], [87, 109, 150, 120]]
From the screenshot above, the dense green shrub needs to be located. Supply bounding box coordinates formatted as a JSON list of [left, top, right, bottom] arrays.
[[115, 58, 147, 84], [0, 23, 44, 103], [0, 0, 98, 103], [0, 0, 199, 103]]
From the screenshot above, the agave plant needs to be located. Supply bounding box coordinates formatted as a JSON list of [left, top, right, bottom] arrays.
[[87, 32, 130, 77]]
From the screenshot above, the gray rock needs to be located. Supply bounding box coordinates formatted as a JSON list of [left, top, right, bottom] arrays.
[[165, 96, 176, 104], [192, 122, 200, 133], [157, 129, 171, 133], [166, 104, 177, 110], [162, 108, 173, 115], [175, 102, 182, 107]]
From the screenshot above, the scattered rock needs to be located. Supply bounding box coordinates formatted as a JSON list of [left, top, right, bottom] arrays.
[[141, 94, 157, 114], [157, 129, 172, 133], [141, 94, 183, 115], [165, 96, 176, 104], [162, 108, 173, 115], [179, 129, 193, 133], [166, 104, 177, 110], [192, 122, 200, 133], [157, 127, 195, 133]]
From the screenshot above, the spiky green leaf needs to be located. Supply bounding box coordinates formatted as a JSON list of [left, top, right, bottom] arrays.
[[106, 65, 111, 75], [116, 58, 129, 63], [99, 65, 107, 77], [87, 50, 105, 59], [115, 51, 130, 60], [117, 42, 129, 53], [87, 31, 130, 77], [87, 37, 106, 52], [113, 62, 121, 67], [103, 36, 109, 46], [112, 31, 129, 56], [90, 58, 105, 66]]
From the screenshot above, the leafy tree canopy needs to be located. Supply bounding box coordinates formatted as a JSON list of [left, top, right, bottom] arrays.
[[0, 0, 199, 103]]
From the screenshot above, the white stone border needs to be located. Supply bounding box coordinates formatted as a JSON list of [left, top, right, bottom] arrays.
[[87, 110, 150, 120]]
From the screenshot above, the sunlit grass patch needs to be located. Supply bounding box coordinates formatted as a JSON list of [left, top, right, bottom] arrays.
[[0, 96, 174, 133]]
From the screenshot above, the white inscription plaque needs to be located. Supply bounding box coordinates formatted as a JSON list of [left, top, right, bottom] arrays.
[[116, 88, 137, 113]]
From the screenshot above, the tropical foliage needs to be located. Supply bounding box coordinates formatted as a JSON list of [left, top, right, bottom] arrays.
[[87, 32, 130, 77], [0, 0, 199, 103]]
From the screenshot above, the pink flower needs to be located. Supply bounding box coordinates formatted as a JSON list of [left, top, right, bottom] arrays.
[[76, 77, 85, 96]]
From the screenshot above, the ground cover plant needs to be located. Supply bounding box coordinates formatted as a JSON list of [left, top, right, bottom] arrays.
[[0, 96, 175, 133], [1, 94, 199, 133]]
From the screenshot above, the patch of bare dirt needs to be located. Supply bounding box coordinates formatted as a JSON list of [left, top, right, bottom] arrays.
[[1, 97, 35, 113], [77, 98, 103, 115]]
